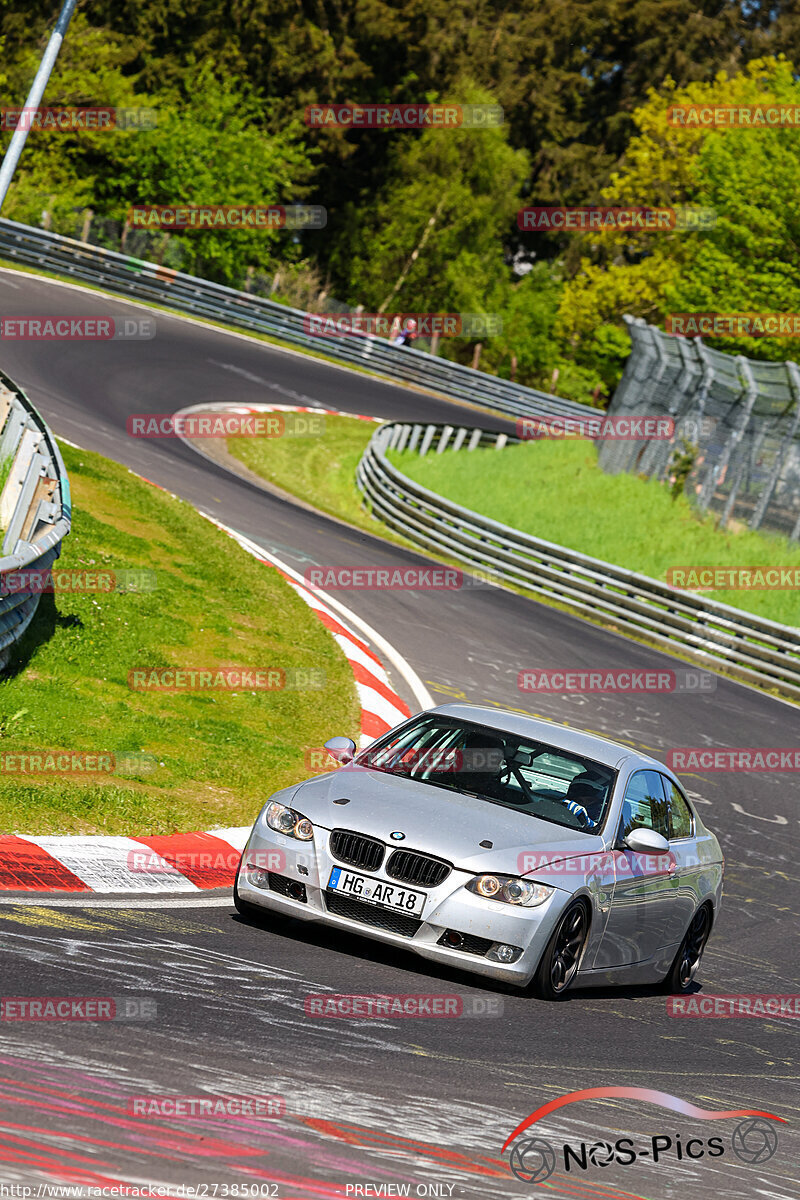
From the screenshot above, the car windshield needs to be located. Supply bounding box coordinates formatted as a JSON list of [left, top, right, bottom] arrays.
[[355, 715, 616, 832]]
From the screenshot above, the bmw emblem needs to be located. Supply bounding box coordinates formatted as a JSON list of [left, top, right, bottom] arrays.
[[390, 831, 405, 841]]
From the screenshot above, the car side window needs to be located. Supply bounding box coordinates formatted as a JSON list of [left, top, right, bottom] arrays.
[[618, 770, 670, 840], [663, 778, 694, 839]]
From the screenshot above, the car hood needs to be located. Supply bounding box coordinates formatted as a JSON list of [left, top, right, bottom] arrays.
[[292, 767, 605, 874]]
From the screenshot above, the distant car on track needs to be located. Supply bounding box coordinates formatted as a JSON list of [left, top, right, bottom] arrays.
[[234, 704, 723, 998]]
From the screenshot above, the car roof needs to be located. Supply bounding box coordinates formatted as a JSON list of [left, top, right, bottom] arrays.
[[425, 702, 662, 771]]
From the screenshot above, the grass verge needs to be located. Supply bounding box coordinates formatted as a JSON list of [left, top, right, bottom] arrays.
[[0, 442, 359, 835], [227, 413, 417, 551], [390, 439, 800, 627]]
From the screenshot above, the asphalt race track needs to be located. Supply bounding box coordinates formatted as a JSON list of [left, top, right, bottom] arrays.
[[0, 268, 797, 1198]]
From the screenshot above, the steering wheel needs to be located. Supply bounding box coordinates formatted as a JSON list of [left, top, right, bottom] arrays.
[[562, 797, 596, 828]]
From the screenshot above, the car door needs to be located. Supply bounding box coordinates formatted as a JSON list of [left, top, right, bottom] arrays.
[[658, 775, 702, 947], [592, 769, 680, 968]]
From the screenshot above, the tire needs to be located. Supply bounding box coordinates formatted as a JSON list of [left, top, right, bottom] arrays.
[[233, 862, 268, 925], [533, 900, 589, 1000], [663, 904, 712, 993]]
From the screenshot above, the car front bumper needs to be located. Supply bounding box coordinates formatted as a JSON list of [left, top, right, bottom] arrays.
[[236, 819, 571, 986]]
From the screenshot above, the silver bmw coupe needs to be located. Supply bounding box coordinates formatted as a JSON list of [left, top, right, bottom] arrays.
[[234, 704, 723, 999]]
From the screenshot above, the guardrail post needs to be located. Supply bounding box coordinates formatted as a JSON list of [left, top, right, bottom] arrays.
[[451, 428, 468, 452], [389, 423, 409, 451], [467, 428, 482, 451], [437, 426, 454, 453], [419, 426, 437, 456], [1, 426, 42, 541], [0, 406, 27, 463], [4, 448, 47, 553], [393, 424, 412, 452], [407, 425, 423, 453]]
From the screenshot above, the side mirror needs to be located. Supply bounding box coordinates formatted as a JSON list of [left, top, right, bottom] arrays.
[[324, 736, 357, 764], [621, 826, 669, 855]]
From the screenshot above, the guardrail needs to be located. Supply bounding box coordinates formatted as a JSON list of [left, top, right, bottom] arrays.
[[0, 369, 71, 669], [0, 217, 589, 423], [357, 422, 800, 700]]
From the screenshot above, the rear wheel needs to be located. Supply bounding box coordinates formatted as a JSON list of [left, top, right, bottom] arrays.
[[533, 901, 589, 1000], [663, 904, 712, 993]]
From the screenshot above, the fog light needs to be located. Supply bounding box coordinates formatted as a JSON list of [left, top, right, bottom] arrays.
[[247, 867, 270, 889], [442, 930, 464, 948], [488, 942, 521, 964]]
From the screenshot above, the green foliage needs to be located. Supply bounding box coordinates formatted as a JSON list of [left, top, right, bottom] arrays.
[[390, 438, 800, 626], [670, 438, 699, 499], [1, 14, 314, 284], [330, 81, 529, 316], [3, 5, 800, 396], [558, 57, 800, 373]]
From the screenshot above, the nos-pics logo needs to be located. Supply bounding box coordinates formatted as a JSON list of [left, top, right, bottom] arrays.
[[503, 1087, 783, 1184]]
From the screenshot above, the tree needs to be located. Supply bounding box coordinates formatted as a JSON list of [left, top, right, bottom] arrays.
[[329, 82, 528, 319], [555, 56, 800, 381], [0, 14, 314, 285]]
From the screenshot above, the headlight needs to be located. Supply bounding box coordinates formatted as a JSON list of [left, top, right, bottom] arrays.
[[265, 801, 314, 841], [467, 874, 553, 907]]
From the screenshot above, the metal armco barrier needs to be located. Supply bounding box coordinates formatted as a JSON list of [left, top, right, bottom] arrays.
[[0, 369, 71, 669], [0, 217, 588, 422], [357, 422, 800, 700]]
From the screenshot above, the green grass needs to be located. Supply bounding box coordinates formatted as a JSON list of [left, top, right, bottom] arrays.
[[0, 455, 11, 533], [390, 439, 800, 627], [0, 443, 359, 835], [227, 413, 417, 550]]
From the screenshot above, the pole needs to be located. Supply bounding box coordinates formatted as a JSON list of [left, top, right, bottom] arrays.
[[0, 0, 78, 214]]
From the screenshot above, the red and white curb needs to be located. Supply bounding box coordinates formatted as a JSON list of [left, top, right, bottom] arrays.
[[0, 465, 426, 894]]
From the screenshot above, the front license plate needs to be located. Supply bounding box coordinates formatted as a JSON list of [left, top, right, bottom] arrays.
[[327, 867, 425, 917]]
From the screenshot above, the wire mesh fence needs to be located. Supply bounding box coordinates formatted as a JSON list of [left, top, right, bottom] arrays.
[[600, 317, 800, 540]]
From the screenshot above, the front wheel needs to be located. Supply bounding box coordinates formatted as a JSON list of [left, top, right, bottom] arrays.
[[533, 901, 589, 1000], [233, 861, 268, 925], [663, 904, 712, 993]]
